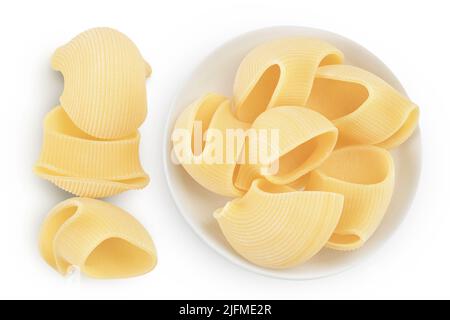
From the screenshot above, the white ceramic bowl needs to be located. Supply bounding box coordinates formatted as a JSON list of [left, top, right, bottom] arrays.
[[163, 26, 422, 279]]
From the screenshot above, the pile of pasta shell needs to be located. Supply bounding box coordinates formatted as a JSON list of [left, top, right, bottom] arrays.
[[173, 37, 419, 269], [34, 27, 150, 199], [34, 28, 157, 279]]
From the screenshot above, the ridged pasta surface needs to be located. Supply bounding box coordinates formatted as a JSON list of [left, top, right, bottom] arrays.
[[173, 93, 250, 197], [39, 198, 157, 279], [235, 106, 338, 190], [233, 37, 344, 122], [306, 145, 395, 250], [52, 27, 151, 139], [307, 65, 419, 149], [34, 107, 149, 198], [214, 180, 344, 269]]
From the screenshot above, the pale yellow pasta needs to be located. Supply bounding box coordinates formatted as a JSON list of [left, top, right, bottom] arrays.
[[306, 145, 395, 250], [52, 27, 151, 139], [233, 140, 265, 192], [39, 198, 157, 279], [172, 93, 250, 197], [235, 106, 338, 190], [307, 64, 419, 149], [214, 179, 344, 269], [34, 107, 149, 198], [172, 36, 418, 266], [233, 37, 343, 122]]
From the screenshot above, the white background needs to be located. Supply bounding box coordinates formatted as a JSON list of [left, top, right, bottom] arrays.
[[0, 0, 448, 299]]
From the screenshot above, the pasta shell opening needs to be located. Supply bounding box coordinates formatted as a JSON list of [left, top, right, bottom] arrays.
[[328, 233, 364, 250], [83, 237, 156, 279], [309, 64, 418, 148], [306, 78, 369, 121], [266, 130, 338, 184], [236, 64, 281, 123]]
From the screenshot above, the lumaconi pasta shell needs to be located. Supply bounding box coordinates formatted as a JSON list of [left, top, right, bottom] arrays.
[[33, 107, 149, 198], [214, 179, 344, 269], [233, 37, 344, 123], [307, 64, 419, 149], [39, 198, 157, 279], [306, 145, 395, 250], [52, 27, 151, 139], [172, 93, 250, 197], [235, 106, 338, 190]]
